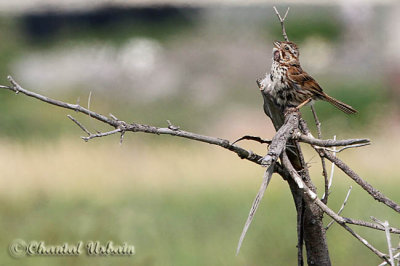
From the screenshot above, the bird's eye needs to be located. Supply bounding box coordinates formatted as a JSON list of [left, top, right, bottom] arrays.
[[284, 46, 289, 51]]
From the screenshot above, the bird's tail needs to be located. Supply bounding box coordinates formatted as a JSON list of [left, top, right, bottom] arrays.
[[323, 94, 357, 114]]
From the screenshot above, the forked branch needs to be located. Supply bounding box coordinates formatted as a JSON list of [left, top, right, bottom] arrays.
[[273, 6, 290, 42]]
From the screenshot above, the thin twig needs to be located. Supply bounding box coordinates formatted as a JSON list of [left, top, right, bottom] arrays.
[[324, 143, 370, 153], [372, 217, 395, 266], [236, 164, 275, 255], [335, 186, 352, 215], [311, 105, 322, 139], [295, 133, 370, 147], [326, 186, 352, 230], [109, 113, 119, 121], [82, 128, 122, 142], [273, 6, 290, 42], [322, 136, 337, 200], [341, 218, 400, 234], [321, 155, 329, 203], [67, 115, 90, 136], [379, 253, 400, 266], [6, 75, 119, 127], [88, 91, 92, 117], [310, 105, 330, 204], [327, 135, 337, 191]]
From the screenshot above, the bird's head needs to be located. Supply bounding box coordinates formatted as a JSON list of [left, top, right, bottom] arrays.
[[273, 40, 299, 62]]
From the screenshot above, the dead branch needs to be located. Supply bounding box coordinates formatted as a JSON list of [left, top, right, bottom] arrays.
[[322, 150, 400, 214], [372, 217, 396, 265], [295, 133, 370, 147], [1, 76, 266, 166], [273, 6, 290, 42], [236, 165, 275, 255], [309, 105, 330, 204], [326, 135, 337, 193], [298, 117, 400, 214], [281, 153, 391, 264], [261, 112, 300, 167], [324, 143, 370, 153], [326, 186, 352, 229], [342, 218, 400, 234]]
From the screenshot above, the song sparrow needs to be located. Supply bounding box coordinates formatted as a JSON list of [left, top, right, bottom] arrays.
[[263, 40, 357, 114]]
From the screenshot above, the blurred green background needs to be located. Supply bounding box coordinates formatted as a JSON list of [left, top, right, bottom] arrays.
[[0, 2, 399, 265]]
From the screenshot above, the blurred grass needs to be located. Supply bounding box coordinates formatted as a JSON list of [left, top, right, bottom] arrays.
[[0, 138, 399, 265]]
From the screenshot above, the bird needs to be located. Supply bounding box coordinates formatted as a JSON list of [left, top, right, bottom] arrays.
[[265, 40, 357, 114]]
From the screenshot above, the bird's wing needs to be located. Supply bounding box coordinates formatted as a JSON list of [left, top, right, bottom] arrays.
[[286, 65, 324, 96]]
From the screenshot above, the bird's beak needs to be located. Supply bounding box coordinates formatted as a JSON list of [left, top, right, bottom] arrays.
[[273, 41, 281, 48]]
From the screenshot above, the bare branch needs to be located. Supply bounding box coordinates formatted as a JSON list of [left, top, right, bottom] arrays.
[[327, 135, 337, 190], [310, 105, 322, 139], [342, 224, 389, 264], [1, 77, 266, 166], [334, 186, 352, 215], [326, 186, 352, 229], [372, 217, 396, 265], [6, 75, 119, 127], [324, 143, 370, 153], [322, 136, 336, 200], [298, 120, 400, 213], [261, 112, 300, 167], [379, 253, 400, 266], [82, 128, 122, 142], [323, 150, 400, 213], [67, 115, 90, 136], [295, 133, 370, 147], [88, 91, 92, 117], [342, 218, 400, 234], [236, 164, 275, 255], [273, 6, 290, 42], [309, 105, 330, 204], [281, 154, 390, 264], [320, 155, 329, 204]]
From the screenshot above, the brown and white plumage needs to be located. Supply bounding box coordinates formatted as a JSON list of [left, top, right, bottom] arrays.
[[268, 41, 357, 114]]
